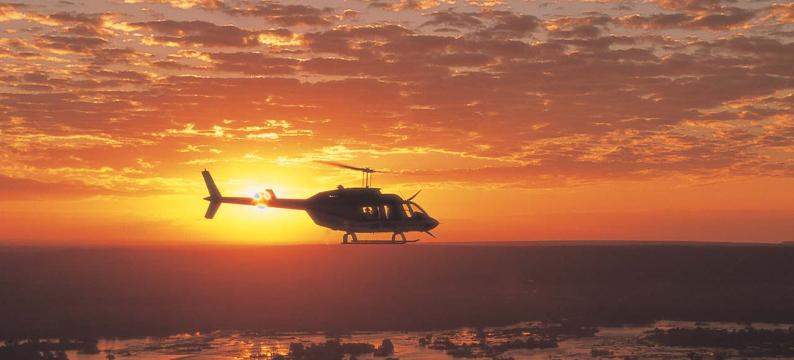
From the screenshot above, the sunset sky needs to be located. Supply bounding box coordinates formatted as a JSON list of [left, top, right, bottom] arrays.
[[1, 0, 793, 245]]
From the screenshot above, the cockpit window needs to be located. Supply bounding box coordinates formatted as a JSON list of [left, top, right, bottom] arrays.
[[407, 201, 428, 218], [402, 203, 412, 217]]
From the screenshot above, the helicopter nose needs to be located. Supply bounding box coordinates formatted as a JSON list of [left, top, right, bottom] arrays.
[[427, 218, 439, 230]]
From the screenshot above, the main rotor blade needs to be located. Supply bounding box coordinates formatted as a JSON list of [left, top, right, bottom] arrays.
[[315, 160, 376, 173], [424, 231, 436, 238], [406, 189, 422, 201]]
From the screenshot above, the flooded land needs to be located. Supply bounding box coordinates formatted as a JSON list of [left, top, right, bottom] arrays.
[[4, 321, 794, 359], [2, 243, 794, 359]]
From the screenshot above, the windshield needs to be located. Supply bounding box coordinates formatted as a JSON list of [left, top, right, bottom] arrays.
[[407, 201, 428, 217]]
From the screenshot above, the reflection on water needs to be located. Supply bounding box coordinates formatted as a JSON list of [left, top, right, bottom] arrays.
[[63, 320, 794, 360]]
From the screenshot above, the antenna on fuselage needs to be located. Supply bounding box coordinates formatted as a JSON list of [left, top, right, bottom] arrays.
[[316, 161, 385, 188]]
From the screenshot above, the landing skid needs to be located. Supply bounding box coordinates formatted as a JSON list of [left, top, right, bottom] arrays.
[[342, 239, 419, 245], [341, 232, 419, 245]]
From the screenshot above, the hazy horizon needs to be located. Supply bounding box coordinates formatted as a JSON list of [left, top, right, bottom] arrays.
[[2, 244, 794, 339], [2, 238, 794, 248]]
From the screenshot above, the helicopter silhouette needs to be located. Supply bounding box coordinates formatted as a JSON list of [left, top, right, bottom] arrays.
[[201, 161, 439, 244]]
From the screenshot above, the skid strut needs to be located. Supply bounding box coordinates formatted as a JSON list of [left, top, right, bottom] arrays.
[[341, 232, 419, 245], [342, 232, 358, 244]]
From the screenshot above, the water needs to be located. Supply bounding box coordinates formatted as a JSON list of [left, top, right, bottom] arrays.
[[64, 320, 794, 359]]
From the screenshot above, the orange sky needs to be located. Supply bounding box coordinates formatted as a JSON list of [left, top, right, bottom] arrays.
[[1, 0, 793, 245]]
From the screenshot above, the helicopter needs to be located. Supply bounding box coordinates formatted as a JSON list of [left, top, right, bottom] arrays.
[[201, 161, 439, 244]]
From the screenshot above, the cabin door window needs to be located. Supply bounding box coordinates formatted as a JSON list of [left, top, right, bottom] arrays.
[[361, 206, 379, 219]]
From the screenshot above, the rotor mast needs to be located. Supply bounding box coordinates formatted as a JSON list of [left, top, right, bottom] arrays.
[[317, 161, 380, 188], [362, 167, 374, 187]]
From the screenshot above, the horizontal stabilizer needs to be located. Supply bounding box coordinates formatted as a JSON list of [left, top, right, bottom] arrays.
[[205, 201, 221, 219]]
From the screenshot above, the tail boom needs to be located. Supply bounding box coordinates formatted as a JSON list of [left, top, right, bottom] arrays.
[[200, 170, 305, 219], [267, 198, 308, 210]]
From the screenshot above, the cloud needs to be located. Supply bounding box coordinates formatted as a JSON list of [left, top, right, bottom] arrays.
[[303, 24, 413, 55], [89, 47, 152, 65], [130, 20, 299, 47], [0, 3, 59, 26], [0, 118, 151, 152], [761, 3, 794, 24], [616, 7, 756, 30], [122, 0, 338, 27], [122, 0, 222, 9], [650, 0, 736, 11], [152, 120, 313, 141], [208, 52, 298, 74], [221, 1, 337, 27], [0, 174, 111, 199], [35, 35, 108, 53], [366, 0, 456, 12], [545, 14, 612, 38], [48, 12, 117, 37], [686, 7, 756, 29], [475, 11, 541, 38], [0, 0, 792, 192], [467, 0, 504, 7], [614, 0, 761, 31], [421, 10, 484, 29]]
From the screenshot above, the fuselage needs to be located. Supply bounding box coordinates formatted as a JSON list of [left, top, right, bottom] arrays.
[[203, 174, 438, 235], [261, 187, 438, 233]]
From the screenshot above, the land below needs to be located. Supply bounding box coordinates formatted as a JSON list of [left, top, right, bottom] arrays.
[[1, 242, 793, 338]]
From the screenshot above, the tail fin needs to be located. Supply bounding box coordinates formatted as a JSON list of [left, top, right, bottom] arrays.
[[202, 169, 222, 219], [205, 200, 221, 219], [202, 169, 221, 199]]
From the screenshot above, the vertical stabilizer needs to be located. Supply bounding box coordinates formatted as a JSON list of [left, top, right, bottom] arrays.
[[202, 169, 222, 219], [202, 169, 221, 199]]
